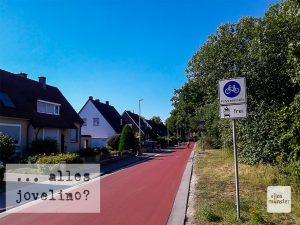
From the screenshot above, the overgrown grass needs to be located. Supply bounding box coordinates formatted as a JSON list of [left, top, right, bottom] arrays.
[[194, 144, 300, 225]]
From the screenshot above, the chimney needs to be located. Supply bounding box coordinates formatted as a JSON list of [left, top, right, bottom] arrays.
[[38, 76, 46, 88], [106, 101, 109, 105], [89, 96, 93, 100], [17, 72, 28, 79], [95, 99, 100, 102]]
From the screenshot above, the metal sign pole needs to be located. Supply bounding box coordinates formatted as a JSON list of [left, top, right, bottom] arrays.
[[232, 119, 240, 220], [201, 132, 204, 152]]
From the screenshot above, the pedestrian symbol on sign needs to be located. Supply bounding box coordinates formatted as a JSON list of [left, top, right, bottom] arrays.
[[223, 81, 241, 98]]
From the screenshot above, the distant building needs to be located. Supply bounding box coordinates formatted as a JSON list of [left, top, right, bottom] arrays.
[[0, 69, 83, 156], [121, 110, 152, 138], [146, 119, 168, 137], [79, 97, 123, 148]]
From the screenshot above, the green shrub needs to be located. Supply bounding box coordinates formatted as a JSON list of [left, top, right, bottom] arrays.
[[30, 139, 58, 155], [168, 136, 178, 147], [0, 165, 5, 182], [109, 150, 119, 157], [157, 137, 168, 148], [20, 154, 43, 164], [0, 133, 15, 163], [118, 125, 135, 152], [107, 134, 121, 150], [36, 153, 80, 164]]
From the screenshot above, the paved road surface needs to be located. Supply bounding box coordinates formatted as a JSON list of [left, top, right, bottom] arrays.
[[0, 144, 193, 225]]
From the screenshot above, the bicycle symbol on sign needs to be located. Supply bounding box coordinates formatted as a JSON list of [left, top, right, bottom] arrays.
[[225, 85, 240, 95], [223, 81, 241, 98]]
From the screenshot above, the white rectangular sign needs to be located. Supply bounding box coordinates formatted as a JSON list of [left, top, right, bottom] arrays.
[[219, 77, 246, 105], [267, 186, 291, 213], [220, 104, 247, 119], [5, 164, 101, 213]]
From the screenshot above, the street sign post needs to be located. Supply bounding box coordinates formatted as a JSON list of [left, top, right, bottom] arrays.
[[219, 77, 247, 220]]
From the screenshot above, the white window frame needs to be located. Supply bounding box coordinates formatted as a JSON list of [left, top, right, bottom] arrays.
[[42, 128, 59, 141], [0, 123, 21, 146], [37, 99, 61, 115]]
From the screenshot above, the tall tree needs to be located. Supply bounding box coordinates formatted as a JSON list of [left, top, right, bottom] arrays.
[[170, 0, 300, 163], [150, 116, 163, 125]]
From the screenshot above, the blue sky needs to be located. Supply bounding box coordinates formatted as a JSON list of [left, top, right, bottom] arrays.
[[0, 0, 276, 121]]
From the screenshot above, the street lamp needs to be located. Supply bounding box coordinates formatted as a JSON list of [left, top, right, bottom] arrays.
[[138, 99, 143, 156]]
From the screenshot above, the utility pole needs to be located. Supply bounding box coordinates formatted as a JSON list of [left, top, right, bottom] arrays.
[[138, 99, 143, 156]]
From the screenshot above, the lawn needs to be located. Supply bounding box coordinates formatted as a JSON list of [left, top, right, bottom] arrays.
[[194, 146, 300, 225]]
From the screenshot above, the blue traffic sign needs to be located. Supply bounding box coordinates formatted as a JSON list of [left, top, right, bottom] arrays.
[[223, 81, 241, 98]]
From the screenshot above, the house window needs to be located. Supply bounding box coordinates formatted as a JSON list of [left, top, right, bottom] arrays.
[[0, 123, 21, 146], [43, 128, 59, 141], [120, 118, 123, 126], [93, 118, 100, 126], [70, 129, 78, 142], [37, 100, 60, 115], [82, 118, 87, 126]]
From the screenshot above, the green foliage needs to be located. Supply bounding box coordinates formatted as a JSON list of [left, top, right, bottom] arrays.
[[36, 153, 81, 164], [168, 136, 179, 146], [278, 93, 300, 161], [249, 208, 264, 224], [30, 139, 58, 155], [157, 137, 168, 148], [168, 0, 300, 165], [191, 103, 222, 149], [19, 154, 42, 164], [0, 133, 15, 163], [106, 134, 121, 150], [150, 116, 163, 125], [199, 205, 223, 222], [118, 125, 135, 151]]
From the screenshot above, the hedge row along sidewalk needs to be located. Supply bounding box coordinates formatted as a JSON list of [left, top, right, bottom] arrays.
[[194, 147, 300, 225]]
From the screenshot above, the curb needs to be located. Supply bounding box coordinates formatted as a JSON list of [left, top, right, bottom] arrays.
[[167, 147, 195, 225]]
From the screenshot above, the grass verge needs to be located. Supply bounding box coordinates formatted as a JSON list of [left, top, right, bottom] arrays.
[[194, 146, 300, 225]]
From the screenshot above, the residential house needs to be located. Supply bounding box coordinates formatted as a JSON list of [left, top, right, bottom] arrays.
[[79, 97, 123, 148], [146, 119, 168, 137], [0, 69, 83, 156], [121, 110, 152, 138]]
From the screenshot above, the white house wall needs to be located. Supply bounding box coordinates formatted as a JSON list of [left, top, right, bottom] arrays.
[[79, 100, 115, 147]]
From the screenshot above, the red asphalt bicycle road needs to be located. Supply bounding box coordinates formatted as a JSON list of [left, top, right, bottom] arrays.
[[0, 144, 193, 225]]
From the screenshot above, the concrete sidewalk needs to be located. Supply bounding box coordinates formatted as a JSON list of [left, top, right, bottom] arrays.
[[167, 145, 195, 225]]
